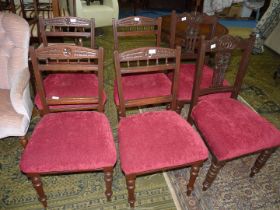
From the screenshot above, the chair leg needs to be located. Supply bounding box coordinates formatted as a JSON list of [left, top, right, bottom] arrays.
[[202, 158, 225, 191], [250, 149, 275, 177], [187, 162, 203, 195], [176, 101, 184, 114], [28, 173, 47, 208], [125, 174, 136, 208], [103, 167, 114, 201], [32, 107, 40, 118], [19, 136, 28, 148]]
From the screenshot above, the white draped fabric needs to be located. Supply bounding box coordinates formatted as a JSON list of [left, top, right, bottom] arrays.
[[203, 0, 244, 15]]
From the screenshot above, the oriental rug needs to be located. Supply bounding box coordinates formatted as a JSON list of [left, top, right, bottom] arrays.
[[165, 42, 280, 210]]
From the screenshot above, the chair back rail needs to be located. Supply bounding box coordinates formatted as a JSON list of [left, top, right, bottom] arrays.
[[169, 10, 218, 60], [113, 16, 162, 51], [39, 16, 95, 48], [30, 44, 104, 114], [114, 46, 181, 116]]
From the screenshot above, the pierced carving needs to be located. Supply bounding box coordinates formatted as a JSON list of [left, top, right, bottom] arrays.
[[177, 12, 203, 24], [213, 52, 232, 86], [117, 16, 158, 27], [44, 16, 91, 27], [119, 47, 176, 61], [37, 45, 98, 59], [207, 35, 242, 52], [63, 48, 72, 56], [205, 35, 245, 87]]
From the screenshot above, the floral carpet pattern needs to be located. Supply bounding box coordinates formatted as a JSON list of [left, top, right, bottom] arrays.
[[166, 43, 280, 209]]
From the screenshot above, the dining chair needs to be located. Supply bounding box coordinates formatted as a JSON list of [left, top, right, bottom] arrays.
[[112, 16, 162, 51], [30, 44, 106, 116], [188, 34, 280, 191], [39, 16, 95, 49], [168, 11, 223, 113], [116, 46, 209, 207], [20, 45, 117, 208], [169, 10, 218, 53], [114, 46, 179, 118]]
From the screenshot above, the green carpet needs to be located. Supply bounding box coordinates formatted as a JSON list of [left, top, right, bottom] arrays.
[[0, 27, 176, 210]]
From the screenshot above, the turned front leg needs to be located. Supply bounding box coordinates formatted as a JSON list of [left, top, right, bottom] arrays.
[[202, 158, 225, 191], [187, 162, 203, 195], [250, 149, 275, 177], [126, 174, 136, 208], [28, 174, 47, 208], [104, 167, 114, 201]]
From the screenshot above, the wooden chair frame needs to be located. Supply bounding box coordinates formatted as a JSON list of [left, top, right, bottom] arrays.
[[169, 10, 218, 60], [26, 166, 114, 208], [187, 34, 277, 191], [112, 16, 162, 51], [114, 46, 181, 118], [30, 44, 104, 115], [188, 34, 255, 119], [125, 161, 204, 208], [39, 16, 95, 49]]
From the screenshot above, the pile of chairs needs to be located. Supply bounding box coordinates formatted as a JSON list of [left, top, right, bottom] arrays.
[[2, 9, 280, 208]]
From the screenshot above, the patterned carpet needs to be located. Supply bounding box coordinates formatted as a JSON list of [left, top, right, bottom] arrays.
[[1, 26, 280, 210], [166, 29, 280, 209], [0, 28, 176, 210]]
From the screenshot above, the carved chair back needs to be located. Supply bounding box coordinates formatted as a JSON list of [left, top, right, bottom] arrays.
[[30, 44, 104, 115], [188, 34, 255, 119], [112, 16, 162, 51], [39, 16, 95, 49], [114, 46, 181, 117], [169, 10, 218, 60]]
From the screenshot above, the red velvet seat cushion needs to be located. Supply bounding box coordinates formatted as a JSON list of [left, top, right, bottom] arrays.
[[114, 73, 171, 105], [35, 73, 106, 110], [192, 98, 280, 161], [118, 111, 208, 174], [20, 111, 117, 173], [171, 64, 230, 101]]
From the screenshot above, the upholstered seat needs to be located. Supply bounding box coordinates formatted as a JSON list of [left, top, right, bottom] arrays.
[[35, 73, 106, 110], [114, 73, 171, 105], [20, 111, 116, 173], [22, 45, 115, 208], [192, 97, 280, 161], [187, 34, 280, 191], [119, 111, 208, 174], [115, 46, 208, 207]]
